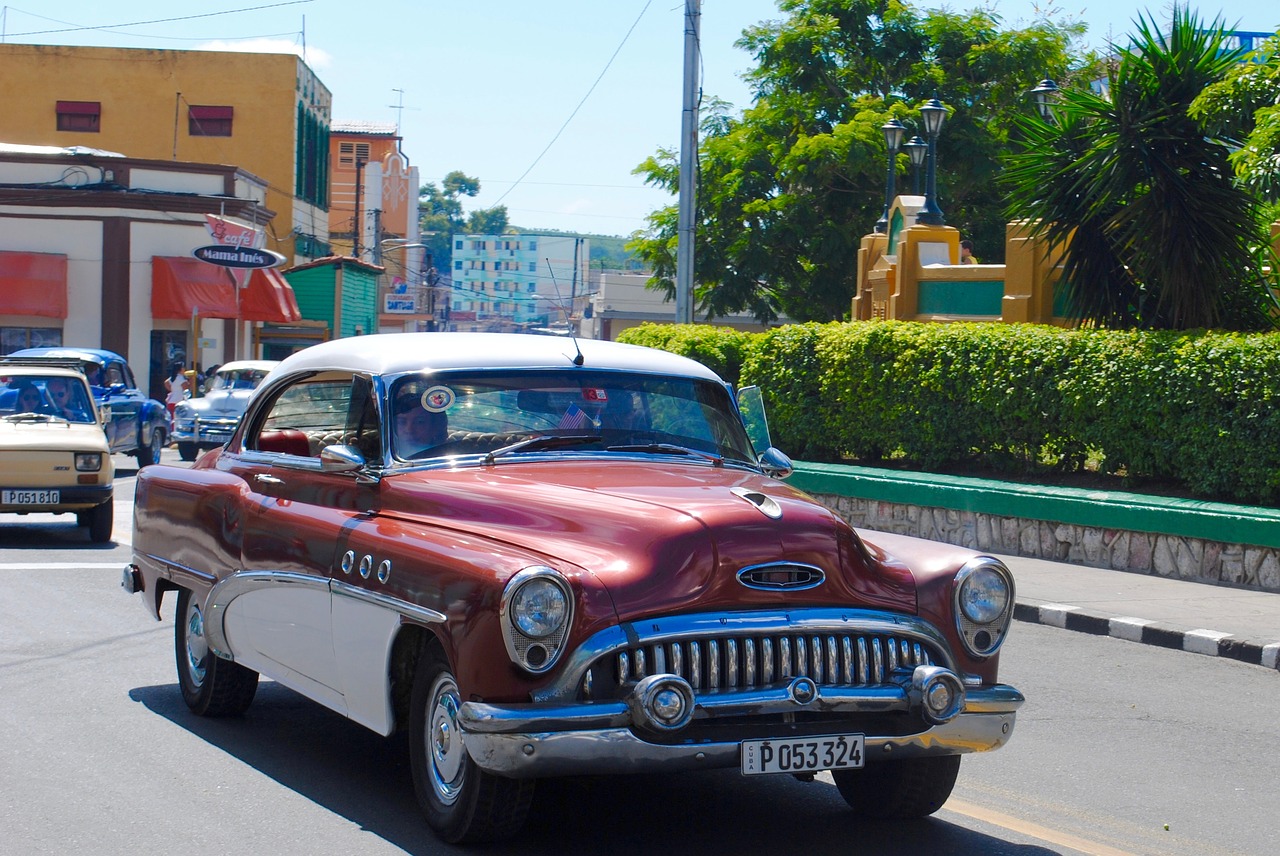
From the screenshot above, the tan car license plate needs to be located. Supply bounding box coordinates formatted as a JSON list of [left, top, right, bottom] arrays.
[[3, 489, 59, 504], [740, 733, 865, 776]]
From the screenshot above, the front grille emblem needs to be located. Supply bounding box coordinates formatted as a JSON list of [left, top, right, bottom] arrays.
[[736, 562, 825, 592]]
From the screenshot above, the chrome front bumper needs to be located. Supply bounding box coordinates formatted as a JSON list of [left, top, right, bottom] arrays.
[[459, 676, 1023, 778]]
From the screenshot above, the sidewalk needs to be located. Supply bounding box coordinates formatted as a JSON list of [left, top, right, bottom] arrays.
[[996, 553, 1280, 671]]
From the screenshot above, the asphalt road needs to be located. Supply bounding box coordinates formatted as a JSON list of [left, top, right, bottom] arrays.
[[2, 450, 1277, 855]]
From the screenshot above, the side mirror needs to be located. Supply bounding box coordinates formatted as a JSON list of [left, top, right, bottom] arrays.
[[319, 444, 366, 473], [758, 447, 794, 480]]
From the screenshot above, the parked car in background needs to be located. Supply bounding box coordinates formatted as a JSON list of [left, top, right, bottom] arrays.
[[123, 332, 1022, 844], [8, 347, 169, 466], [1, 361, 114, 542], [171, 360, 277, 461]]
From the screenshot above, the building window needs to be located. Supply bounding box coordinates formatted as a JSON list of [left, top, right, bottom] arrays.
[[56, 101, 100, 133], [455, 240, 463, 250], [454, 260, 462, 270], [1, 326, 62, 354], [529, 241, 537, 251], [338, 141, 371, 167], [528, 262, 537, 272], [527, 283, 536, 292], [188, 105, 233, 136]]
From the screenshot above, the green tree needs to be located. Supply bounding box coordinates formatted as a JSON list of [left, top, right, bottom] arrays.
[[418, 171, 508, 270], [1003, 10, 1278, 330], [1192, 30, 1280, 206], [629, 0, 1079, 322]]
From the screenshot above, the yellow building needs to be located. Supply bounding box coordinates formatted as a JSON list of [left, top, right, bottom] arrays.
[[0, 44, 331, 266]]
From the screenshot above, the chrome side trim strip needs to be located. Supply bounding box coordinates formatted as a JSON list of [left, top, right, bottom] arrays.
[[205, 570, 328, 659], [139, 552, 217, 586], [204, 570, 446, 659], [330, 579, 446, 626]]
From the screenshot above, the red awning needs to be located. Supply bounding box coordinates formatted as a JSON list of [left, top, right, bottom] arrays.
[[151, 256, 238, 319], [0, 252, 68, 318], [239, 267, 302, 323]]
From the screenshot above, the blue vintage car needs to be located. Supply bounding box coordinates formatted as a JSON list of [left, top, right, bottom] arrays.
[[8, 347, 169, 466]]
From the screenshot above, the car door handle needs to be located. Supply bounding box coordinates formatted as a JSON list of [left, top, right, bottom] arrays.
[[253, 474, 284, 486]]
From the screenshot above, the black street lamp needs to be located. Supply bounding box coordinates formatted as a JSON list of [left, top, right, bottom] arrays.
[[874, 118, 907, 234], [916, 98, 947, 227], [1030, 78, 1060, 123], [904, 135, 928, 196]]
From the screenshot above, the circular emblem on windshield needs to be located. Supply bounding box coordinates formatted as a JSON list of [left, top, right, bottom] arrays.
[[421, 385, 454, 413]]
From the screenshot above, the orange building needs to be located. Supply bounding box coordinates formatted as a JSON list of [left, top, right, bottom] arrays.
[[327, 122, 427, 331], [0, 43, 331, 266]]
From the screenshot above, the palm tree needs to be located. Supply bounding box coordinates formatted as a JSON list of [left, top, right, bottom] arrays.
[[1003, 8, 1278, 331]]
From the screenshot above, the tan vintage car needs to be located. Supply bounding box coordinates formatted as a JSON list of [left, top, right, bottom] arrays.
[[124, 333, 1021, 844], [0, 361, 114, 542]]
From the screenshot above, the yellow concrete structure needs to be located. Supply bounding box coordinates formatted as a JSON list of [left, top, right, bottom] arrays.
[[0, 44, 331, 266]]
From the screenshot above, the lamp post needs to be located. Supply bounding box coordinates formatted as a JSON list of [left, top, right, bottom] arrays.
[[874, 118, 907, 234], [1030, 78, 1060, 123], [916, 98, 947, 227], [904, 135, 927, 196]]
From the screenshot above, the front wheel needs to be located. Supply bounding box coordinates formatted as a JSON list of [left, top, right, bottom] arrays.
[[409, 647, 535, 843], [86, 497, 113, 543], [134, 427, 164, 467], [832, 755, 962, 818], [174, 588, 258, 716]]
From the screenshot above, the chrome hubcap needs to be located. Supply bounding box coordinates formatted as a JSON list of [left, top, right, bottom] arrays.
[[427, 673, 465, 805], [184, 602, 208, 687]]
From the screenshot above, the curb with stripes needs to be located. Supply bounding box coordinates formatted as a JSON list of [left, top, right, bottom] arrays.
[[1014, 602, 1280, 671]]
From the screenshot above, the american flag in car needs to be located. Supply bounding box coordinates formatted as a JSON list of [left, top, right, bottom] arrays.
[[558, 403, 592, 430]]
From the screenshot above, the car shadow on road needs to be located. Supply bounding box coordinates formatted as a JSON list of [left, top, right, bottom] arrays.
[[129, 680, 1059, 855]]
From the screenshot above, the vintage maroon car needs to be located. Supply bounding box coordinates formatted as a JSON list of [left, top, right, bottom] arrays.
[[123, 332, 1022, 843]]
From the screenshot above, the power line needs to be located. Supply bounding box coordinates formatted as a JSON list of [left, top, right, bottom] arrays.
[[2, 1, 313, 37], [490, 0, 654, 208]]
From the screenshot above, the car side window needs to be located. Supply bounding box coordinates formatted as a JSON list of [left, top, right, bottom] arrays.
[[102, 364, 125, 387], [249, 374, 380, 460]]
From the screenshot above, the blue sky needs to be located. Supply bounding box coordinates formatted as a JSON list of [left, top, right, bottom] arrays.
[[2, 1, 1276, 237]]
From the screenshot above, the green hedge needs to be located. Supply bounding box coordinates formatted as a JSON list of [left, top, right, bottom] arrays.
[[617, 321, 1280, 506]]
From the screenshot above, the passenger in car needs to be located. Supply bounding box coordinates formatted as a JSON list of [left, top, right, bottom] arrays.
[[394, 392, 448, 458], [13, 383, 44, 413]]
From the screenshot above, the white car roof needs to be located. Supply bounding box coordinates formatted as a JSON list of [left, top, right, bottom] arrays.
[[215, 360, 278, 374], [270, 333, 724, 382]]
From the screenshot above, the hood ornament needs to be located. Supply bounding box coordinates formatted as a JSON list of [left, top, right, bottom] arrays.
[[730, 486, 782, 519]]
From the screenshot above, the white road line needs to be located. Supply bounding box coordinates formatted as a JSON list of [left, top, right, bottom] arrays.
[[0, 563, 124, 570]]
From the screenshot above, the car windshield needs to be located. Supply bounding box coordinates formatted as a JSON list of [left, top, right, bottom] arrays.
[[389, 369, 757, 465], [209, 369, 268, 391], [0, 375, 96, 423]]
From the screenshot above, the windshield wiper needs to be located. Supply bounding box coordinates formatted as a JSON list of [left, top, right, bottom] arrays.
[[606, 443, 724, 466], [484, 434, 603, 463]]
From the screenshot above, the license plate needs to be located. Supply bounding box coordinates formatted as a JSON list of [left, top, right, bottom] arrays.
[[740, 733, 865, 776], [3, 489, 59, 504]]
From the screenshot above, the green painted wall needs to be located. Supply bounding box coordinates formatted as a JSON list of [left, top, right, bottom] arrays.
[[790, 462, 1280, 550], [339, 266, 379, 337], [285, 267, 336, 329], [917, 279, 1004, 315]]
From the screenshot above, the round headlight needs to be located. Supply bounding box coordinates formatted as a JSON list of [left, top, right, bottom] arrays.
[[511, 578, 567, 638], [959, 566, 1010, 624]]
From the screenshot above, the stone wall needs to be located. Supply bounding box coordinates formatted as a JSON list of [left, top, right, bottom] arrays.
[[812, 493, 1280, 594]]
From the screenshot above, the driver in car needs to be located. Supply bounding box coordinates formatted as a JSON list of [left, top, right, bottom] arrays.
[[394, 391, 448, 458]]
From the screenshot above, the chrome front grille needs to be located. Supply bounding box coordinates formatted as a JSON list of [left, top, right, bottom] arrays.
[[613, 632, 935, 692]]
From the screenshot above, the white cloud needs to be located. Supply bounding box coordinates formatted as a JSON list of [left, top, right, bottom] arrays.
[[196, 38, 332, 69]]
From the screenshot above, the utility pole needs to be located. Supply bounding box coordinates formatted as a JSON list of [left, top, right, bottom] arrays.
[[353, 157, 366, 259], [675, 0, 700, 325]]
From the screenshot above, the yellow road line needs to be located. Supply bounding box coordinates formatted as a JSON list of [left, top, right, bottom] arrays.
[[944, 798, 1138, 856]]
